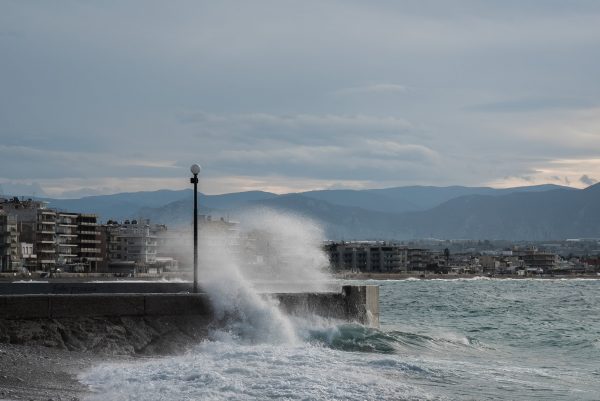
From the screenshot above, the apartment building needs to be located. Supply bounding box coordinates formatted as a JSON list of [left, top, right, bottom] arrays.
[[0, 197, 102, 272], [78, 214, 102, 271], [406, 248, 431, 271], [325, 241, 409, 272], [521, 251, 557, 272], [103, 220, 158, 272], [0, 212, 19, 271], [56, 212, 79, 267]]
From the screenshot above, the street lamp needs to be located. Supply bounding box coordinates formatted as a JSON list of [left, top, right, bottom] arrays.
[[190, 164, 201, 293]]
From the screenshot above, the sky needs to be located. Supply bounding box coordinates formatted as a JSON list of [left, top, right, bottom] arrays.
[[1, 0, 600, 198]]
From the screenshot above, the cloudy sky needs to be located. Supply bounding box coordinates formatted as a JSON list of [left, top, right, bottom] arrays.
[[1, 1, 600, 198]]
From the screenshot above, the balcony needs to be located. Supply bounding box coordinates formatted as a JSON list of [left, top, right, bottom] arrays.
[[58, 225, 78, 230], [78, 213, 97, 219], [79, 248, 101, 253], [78, 230, 99, 235], [80, 239, 101, 244]]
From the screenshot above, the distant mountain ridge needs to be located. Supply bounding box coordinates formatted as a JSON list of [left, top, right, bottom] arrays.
[[300, 184, 570, 213], [30, 183, 599, 240]]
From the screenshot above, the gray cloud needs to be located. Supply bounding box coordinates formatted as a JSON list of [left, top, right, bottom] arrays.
[[0, 182, 46, 197], [334, 84, 408, 96], [1, 1, 600, 195], [468, 98, 598, 113]]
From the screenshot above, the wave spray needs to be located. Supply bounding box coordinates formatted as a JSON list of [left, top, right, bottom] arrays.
[[197, 208, 331, 344]]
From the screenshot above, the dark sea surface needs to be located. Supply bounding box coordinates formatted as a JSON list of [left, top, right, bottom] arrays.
[[81, 278, 600, 400]]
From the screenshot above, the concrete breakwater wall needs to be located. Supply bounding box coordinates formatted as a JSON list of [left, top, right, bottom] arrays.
[[0, 285, 378, 325], [0, 285, 379, 354]]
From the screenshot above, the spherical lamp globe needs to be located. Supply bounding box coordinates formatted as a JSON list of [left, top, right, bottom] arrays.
[[190, 164, 201, 175]]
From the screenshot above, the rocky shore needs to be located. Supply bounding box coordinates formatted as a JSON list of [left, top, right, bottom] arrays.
[[0, 316, 210, 401], [0, 343, 97, 400]]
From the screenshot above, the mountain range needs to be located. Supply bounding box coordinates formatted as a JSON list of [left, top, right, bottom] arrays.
[[23, 182, 600, 240]]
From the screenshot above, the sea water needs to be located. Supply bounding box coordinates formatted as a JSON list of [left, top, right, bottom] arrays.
[[80, 278, 600, 400]]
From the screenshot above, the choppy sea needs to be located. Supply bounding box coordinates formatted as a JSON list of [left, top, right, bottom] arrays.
[[80, 278, 600, 400]]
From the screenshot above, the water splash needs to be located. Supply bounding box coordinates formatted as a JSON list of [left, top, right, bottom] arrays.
[[197, 208, 331, 344]]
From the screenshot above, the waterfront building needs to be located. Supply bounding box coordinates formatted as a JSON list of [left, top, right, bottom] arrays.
[[516, 248, 557, 272], [407, 248, 430, 271], [19, 242, 36, 270], [102, 220, 159, 272], [0, 197, 102, 272], [77, 214, 102, 272], [0, 212, 19, 271], [325, 241, 408, 272], [56, 212, 79, 267]]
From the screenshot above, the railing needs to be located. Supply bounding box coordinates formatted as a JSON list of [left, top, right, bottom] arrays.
[[79, 248, 101, 253]]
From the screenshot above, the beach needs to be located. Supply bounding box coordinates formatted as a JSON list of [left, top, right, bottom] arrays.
[[0, 343, 96, 400]]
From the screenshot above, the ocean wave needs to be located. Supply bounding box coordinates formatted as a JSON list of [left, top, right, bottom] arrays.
[[305, 323, 483, 355], [80, 340, 440, 401]]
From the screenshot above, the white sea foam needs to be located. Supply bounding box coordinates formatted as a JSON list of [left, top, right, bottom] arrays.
[[80, 341, 437, 401]]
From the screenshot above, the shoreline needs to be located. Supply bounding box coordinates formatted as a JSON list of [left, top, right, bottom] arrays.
[[0, 343, 102, 401], [334, 272, 600, 280]]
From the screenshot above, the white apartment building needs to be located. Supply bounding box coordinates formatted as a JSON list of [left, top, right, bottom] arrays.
[[0, 197, 101, 271], [106, 220, 158, 266]]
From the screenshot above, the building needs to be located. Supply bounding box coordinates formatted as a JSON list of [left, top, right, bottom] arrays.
[[0, 212, 19, 271], [325, 241, 408, 272], [407, 248, 431, 271], [0, 197, 102, 272], [515, 248, 557, 272], [56, 212, 79, 267], [102, 220, 159, 272], [19, 242, 36, 270], [77, 214, 102, 272]]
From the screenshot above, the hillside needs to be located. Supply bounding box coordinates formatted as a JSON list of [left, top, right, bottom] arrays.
[[26, 183, 600, 240]]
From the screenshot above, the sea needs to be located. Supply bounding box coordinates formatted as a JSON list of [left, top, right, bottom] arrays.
[[80, 278, 600, 400]]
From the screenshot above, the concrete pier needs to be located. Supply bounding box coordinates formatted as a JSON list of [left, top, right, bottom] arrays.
[[0, 284, 379, 326], [0, 284, 379, 355]]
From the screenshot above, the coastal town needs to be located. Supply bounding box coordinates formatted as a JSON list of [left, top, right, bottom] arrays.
[[1, 196, 599, 279]]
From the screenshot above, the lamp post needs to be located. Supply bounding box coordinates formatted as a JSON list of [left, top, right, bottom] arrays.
[[190, 164, 201, 293]]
